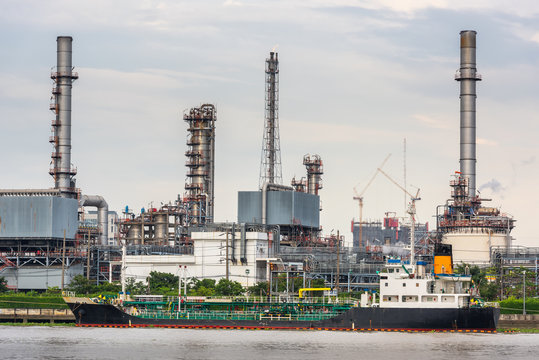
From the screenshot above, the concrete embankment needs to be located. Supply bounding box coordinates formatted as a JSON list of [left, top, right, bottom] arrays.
[[498, 314, 539, 329], [0, 308, 75, 323]]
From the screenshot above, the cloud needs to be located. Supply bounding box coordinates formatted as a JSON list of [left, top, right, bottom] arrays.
[[521, 156, 536, 165], [223, 0, 243, 6], [282, 120, 402, 144], [479, 178, 505, 197], [330, 0, 539, 18], [477, 138, 498, 146], [413, 114, 449, 129]]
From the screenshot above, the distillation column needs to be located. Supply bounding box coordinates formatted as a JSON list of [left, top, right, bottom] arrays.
[[303, 154, 323, 195], [49, 36, 78, 198], [259, 51, 282, 188], [456, 30, 481, 199], [184, 104, 216, 225]]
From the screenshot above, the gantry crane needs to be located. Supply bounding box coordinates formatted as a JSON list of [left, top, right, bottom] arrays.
[[353, 154, 391, 248], [377, 168, 421, 264]]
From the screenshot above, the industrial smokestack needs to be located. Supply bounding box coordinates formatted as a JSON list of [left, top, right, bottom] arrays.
[[456, 30, 481, 198], [50, 36, 78, 197]]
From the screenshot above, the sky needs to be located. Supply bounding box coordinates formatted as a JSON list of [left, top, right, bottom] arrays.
[[1, 0, 538, 247]]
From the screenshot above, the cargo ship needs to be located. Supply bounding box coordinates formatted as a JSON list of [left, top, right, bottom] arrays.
[[63, 247, 499, 332]]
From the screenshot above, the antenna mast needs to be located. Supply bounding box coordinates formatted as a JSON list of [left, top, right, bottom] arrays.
[[259, 51, 282, 188], [403, 138, 407, 215]]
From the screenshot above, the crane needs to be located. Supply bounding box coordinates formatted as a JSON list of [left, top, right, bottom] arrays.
[[377, 168, 421, 265], [353, 154, 391, 248]]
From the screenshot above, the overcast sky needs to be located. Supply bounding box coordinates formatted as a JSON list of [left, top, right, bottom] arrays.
[[1, 1, 538, 247]]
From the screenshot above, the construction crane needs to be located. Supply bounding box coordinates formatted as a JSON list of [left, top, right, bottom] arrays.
[[377, 168, 421, 265], [353, 154, 391, 248]]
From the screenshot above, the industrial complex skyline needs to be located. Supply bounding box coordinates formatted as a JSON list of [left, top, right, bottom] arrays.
[[1, 1, 538, 247]]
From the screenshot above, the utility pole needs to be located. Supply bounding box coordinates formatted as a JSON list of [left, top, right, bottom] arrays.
[[523, 270, 527, 315], [121, 241, 126, 301], [86, 229, 91, 280], [61, 229, 66, 290], [184, 266, 187, 298], [178, 265, 182, 312], [336, 230, 340, 294], [403, 138, 407, 214], [226, 230, 229, 281]]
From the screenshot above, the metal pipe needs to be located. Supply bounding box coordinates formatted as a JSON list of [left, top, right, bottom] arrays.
[[231, 223, 236, 263], [240, 223, 246, 264], [456, 30, 481, 198], [81, 195, 109, 245]]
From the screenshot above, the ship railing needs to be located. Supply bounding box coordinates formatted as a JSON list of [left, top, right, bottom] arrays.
[[137, 310, 345, 322], [166, 295, 360, 306], [259, 314, 292, 321]]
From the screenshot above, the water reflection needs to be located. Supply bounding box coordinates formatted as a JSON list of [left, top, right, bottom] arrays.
[[0, 327, 537, 360]]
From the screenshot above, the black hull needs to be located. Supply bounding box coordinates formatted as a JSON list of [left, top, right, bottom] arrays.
[[66, 302, 500, 332]]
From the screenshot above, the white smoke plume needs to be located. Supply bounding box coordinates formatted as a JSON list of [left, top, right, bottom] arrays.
[[479, 178, 505, 198]]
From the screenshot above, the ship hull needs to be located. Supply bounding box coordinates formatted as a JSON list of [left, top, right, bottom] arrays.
[[66, 301, 499, 331]]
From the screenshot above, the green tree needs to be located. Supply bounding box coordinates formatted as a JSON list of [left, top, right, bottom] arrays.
[[125, 277, 148, 295], [455, 264, 500, 301], [215, 279, 244, 296], [247, 281, 269, 296], [308, 278, 327, 297], [66, 275, 95, 295], [189, 278, 216, 296], [147, 271, 178, 294], [0, 276, 8, 293], [96, 282, 121, 293], [46, 286, 62, 295]]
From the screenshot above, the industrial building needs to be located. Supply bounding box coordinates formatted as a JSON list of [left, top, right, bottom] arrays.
[[351, 218, 430, 253], [0, 37, 109, 290], [118, 50, 331, 288], [0, 32, 534, 295]]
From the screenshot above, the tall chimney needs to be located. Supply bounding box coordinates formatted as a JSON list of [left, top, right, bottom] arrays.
[[456, 30, 481, 198], [50, 36, 78, 197]]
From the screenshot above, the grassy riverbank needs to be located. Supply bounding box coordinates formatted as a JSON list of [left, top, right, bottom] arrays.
[[0, 322, 75, 327], [499, 298, 539, 315], [498, 328, 539, 333], [0, 295, 67, 309]]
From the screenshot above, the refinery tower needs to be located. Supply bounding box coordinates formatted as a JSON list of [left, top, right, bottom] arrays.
[[438, 31, 515, 265]]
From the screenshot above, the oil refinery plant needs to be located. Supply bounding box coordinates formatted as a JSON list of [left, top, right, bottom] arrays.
[[0, 32, 537, 296]]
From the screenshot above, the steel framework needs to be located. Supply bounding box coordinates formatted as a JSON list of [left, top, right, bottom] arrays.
[[259, 51, 282, 188]]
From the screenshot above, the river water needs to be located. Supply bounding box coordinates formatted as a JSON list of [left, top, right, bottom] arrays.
[[0, 326, 537, 360]]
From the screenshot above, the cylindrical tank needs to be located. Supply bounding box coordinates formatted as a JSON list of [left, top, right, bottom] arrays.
[[126, 224, 142, 245], [477, 207, 500, 216], [154, 213, 168, 245]]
